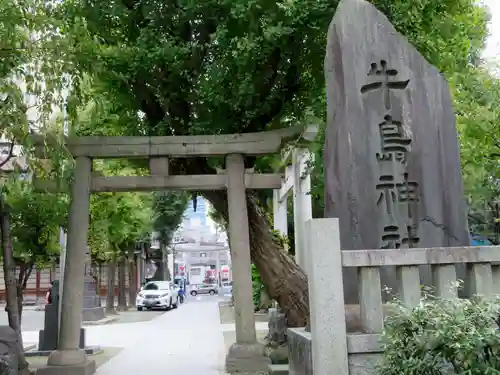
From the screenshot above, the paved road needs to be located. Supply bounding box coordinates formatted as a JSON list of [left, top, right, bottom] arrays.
[[22, 296, 228, 374], [1, 307, 166, 332], [1, 310, 45, 332]]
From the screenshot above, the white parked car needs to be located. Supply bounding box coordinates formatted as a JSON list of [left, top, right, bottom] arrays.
[[136, 281, 179, 311]]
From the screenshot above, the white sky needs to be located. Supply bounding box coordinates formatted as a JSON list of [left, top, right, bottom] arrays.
[[483, 0, 500, 63]]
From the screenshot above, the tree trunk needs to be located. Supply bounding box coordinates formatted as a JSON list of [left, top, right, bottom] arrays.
[[127, 248, 137, 308], [16, 263, 33, 323], [203, 191, 309, 327], [105, 263, 116, 314], [161, 243, 171, 281], [0, 192, 30, 374], [117, 258, 128, 311]]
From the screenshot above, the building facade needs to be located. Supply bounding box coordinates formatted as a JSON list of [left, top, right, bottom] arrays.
[[183, 196, 207, 228]]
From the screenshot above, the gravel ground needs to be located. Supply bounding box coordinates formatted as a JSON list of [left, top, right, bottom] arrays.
[[26, 347, 123, 371]]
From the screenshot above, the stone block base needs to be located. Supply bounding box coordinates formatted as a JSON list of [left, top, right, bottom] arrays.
[[39, 328, 86, 352], [225, 342, 270, 374], [26, 346, 101, 357], [82, 307, 105, 322], [35, 359, 96, 375], [288, 328, 312, 375], [269, 364, 289, 375]]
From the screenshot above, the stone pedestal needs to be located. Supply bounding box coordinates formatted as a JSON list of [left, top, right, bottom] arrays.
[[38, 279, 91, 353], [39, 280, 86, 352], [267, 308, 287, 346], [288, 328, 312, 375], [225, 342, 270, 374], [36, 358, 96, 375]]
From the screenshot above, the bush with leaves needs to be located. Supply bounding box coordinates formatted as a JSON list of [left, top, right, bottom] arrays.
[[251, 264, 263, 309], [379, 293, 500, 375]]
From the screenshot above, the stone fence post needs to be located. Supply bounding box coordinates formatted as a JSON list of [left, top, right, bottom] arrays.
[[306, 218, 349, 375]]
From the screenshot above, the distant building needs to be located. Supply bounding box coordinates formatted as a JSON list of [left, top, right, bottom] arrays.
[[183, 196, 207, 228], [171, 196, 231, 284]]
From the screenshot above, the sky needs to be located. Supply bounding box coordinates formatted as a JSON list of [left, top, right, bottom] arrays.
[[483, 0, 500, 63]]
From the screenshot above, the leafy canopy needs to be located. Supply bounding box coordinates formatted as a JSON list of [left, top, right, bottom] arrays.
[[50, 0, 498, 245], [152, 192, 189, 246], [4, 179, 68, 268], [54, 0, 487, 138], [89, 160, 154, 261]]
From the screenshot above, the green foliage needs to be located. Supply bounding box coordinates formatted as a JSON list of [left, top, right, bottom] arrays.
[[208, 206, 227, 231], [1, 0, 72, 144], [379, 294, 500, 374], [4, 179, 68, 268], [34, 0, 498, 253], [89, 161, 154, 261], [454, 69, 500, 244], [251, 264, 262, 309], [52, 0, 487, 139], [152, 191, 189, 246]]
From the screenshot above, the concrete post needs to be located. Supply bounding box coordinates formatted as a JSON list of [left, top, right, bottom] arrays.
[[306, 218, 349, 375], [46, 156, 94, 371], [226, 154, 255, 343], [272, 190, 287, 237], [57, 228, 66, 332], [292, 149, 312, 273], [225, 154, 270, 373]]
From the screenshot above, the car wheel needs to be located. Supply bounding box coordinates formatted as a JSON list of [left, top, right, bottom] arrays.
[[209, 290, 216, 295], [137, 307, 143, 311], [166, 298, 173, 311], [190, 291, 197, 296], [173, 297, 179, 309]]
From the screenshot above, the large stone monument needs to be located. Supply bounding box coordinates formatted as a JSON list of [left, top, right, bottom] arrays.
[[82, 249, 105, 321], [323, 0, 470, 303], [37, 281, 85, 353]]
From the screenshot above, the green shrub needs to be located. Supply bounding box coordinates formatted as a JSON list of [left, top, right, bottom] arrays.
[[379, 292, 500, 375], [251, 264, 262, 309]]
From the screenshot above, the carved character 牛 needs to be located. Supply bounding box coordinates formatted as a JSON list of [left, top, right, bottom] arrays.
[[360, 60, 410, 111]]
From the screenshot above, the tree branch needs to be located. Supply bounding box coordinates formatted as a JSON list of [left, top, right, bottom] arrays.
[[0, 141, 15, 168], [232, 36, 301, 133], [21, 264, 34, 291], [130, 78, 166, 130]]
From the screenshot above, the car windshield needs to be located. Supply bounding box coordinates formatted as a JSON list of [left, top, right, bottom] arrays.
[[143, 282, 169, 291]]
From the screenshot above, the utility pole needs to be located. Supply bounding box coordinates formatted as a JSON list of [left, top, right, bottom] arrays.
[[171, 244, 176, 279]]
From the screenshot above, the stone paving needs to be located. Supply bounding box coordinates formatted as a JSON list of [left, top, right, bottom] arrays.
[[22, 297, 229, 374], [8, 307, 165, 331]]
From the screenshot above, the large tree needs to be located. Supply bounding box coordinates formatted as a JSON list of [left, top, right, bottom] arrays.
[[1, 0, 69, 372], [6, 180, 68, 316], [54, 0, 490, 325], [151, 191, 189, 280], [454, 70, 500, 244]]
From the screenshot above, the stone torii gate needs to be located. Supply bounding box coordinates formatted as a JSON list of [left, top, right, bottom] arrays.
[[273, 148, 314, 273], [32, 126, 312, 375]]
